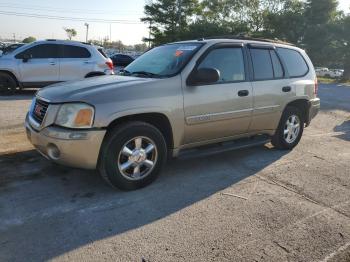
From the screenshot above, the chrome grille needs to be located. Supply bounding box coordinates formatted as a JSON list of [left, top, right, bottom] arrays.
[[31, 98, 49, 124]]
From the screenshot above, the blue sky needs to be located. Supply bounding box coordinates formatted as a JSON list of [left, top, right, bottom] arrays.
[[0, 0, 148, 44], [0, 0, 349, 45]]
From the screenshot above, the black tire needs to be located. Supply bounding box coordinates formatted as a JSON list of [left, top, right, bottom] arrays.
[[271, 106, 304, 150], [0, 72, 17, 95], [98, 121, 167, 191]]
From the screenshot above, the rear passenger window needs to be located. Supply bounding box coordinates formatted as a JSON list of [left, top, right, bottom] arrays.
[[62, 45, 91, 58], [250, 49, 274, 80], [277, 48, 308, 77], [270, 50, 284, 78], [198, 47, 245, 83]]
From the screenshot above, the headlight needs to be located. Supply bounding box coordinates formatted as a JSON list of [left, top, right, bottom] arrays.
[[55, 103, 94, 129]]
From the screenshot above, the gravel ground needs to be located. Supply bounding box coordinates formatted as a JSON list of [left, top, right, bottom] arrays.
[[0, 84, 349, 262]]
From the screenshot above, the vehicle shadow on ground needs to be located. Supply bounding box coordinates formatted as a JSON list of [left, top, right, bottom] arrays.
[[334, 120, 350, 141], [0, 145, 287, 261], [0, 89, 37, 101]]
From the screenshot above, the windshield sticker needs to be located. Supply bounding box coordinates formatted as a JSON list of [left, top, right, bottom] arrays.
[[175, 50, 184, 57], [177, 45, 198, 51]]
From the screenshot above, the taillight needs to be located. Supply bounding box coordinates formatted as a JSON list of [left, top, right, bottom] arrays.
[[314, 77, 318, 96], [106, 60, 114, 70]]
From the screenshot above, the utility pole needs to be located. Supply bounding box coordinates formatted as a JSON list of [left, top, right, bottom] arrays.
[[84, 23, 89, 43], [148, 20, 152, 48], [109, 24, 112, 43], [13, 33, 16, 43]]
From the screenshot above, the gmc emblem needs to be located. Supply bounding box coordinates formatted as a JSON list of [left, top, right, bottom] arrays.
[[34, 104, 43, 115]]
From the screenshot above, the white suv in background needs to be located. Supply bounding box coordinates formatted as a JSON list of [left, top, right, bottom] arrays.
[[0, 40, 114, 94]]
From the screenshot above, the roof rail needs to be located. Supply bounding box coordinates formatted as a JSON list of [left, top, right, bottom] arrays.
[[46, 39, 57, 41], [203, 35, 295, 46]]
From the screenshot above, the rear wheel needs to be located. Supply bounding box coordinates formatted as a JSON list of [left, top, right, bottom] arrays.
[[0, 72, 17, 95], [271, 106, 304, 150], [99, 121, 167, 190]]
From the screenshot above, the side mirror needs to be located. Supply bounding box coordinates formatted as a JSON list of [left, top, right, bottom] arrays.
[[188, 68, 220, 86], [22, 54, 32, 63]]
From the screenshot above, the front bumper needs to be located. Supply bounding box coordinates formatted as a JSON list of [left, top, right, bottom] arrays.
[[306, 98, 321, 126], [25, 114, 106, 169]]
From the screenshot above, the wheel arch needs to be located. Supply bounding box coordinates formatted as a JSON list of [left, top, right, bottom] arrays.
[[105, 112, 174, 151], [284, 99, 309, 123], [0, 70, 19, 86]]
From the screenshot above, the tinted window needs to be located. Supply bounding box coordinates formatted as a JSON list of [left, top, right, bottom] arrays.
[[250, 48, 274, 80], [270, 50, 284, 78], [98, 48, 107, 58], [16, 44, 60, 59], [125, 43, 203, 77], [62, 45, 91, 58], [277, 48, 308, 77], [115, 55, 130, 61], [198, 47, 245, 83]]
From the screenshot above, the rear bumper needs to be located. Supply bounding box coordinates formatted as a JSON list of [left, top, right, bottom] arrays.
[[25, 114, 106, 169], [306, 98, 321, 126]]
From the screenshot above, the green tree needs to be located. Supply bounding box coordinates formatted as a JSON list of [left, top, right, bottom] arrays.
[[338, 15, 350, 79], [141, 0, 200, 45], [263, 0, 306, 44], [63, 27, 77, 40], [22, 36, 36, 43], [303, 0, 341, 66]]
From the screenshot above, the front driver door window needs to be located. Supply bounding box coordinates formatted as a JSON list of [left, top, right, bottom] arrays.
[[183, 45, 253, 144]]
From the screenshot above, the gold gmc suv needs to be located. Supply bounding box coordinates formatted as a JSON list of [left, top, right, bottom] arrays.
[[25, 37, 320, 190]]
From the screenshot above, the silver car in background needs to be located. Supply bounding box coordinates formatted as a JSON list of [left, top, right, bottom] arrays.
[[0, 40, 114, 94]]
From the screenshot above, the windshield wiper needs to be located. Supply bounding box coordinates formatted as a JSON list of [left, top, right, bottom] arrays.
[[130, 71, 161, 78]]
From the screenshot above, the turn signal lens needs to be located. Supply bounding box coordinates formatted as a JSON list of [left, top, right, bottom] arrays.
[[74, 108, 93, 127], [314, 77, 318, 96]]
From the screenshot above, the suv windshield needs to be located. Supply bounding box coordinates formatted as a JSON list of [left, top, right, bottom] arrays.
[[123, 43, 203, 78]]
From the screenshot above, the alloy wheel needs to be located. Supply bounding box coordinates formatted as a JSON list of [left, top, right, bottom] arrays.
[[283, 115, 301, 144], [117, 136, 158, 181]]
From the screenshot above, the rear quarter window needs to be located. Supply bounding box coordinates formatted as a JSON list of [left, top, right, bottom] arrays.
[[277, 48, 309, 77], [62, 45, 91, 58], [98, 48, 108, 58]]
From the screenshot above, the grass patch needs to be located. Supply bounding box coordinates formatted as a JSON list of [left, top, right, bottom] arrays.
[[318, 77, 337, 84], [318, 77, 350, 85]]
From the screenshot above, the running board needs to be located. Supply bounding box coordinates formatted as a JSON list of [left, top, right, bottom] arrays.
[[177, 135, 271, 160]]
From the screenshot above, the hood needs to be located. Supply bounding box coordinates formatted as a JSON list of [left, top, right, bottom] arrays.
[[37, 75, 158, 103]]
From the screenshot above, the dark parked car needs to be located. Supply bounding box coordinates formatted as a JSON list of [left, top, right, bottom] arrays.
[[110, 54, 134, 66]]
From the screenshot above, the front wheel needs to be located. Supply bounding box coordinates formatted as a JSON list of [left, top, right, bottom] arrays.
[[0, 72, 17, 95], [99, 121, 167, 191], [271, 106, 304, 150]]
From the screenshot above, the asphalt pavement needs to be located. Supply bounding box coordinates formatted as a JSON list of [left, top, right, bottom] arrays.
[[0, 84, 349, 262]]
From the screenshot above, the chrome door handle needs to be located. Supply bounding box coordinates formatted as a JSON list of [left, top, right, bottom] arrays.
[[50, 62, 56, 65]]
